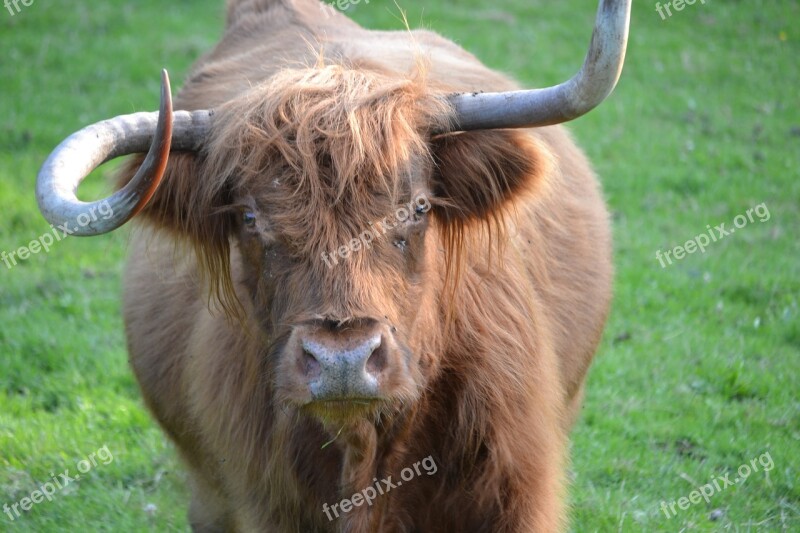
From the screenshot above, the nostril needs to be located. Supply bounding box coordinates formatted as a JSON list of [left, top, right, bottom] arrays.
[[301, 347, 321, 378], [365, 341, 387, 376]]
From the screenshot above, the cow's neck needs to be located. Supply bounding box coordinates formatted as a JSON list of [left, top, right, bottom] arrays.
[[329, 404, 422, 531]]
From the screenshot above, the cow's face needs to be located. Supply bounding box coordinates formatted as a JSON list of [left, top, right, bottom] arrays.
[[188, 66, 549, 424], [231, 167, 440, 424]]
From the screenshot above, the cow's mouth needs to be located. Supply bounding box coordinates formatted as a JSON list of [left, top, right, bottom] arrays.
[[302, 397, 386, 423]]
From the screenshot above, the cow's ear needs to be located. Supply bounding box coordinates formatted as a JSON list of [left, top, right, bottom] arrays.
[[429, 129, 551, 224], [118, 152, 234, 239], [117, 152, 239, 314]]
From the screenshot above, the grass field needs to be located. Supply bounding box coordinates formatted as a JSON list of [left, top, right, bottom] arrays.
[[1, 0, 798, 531]]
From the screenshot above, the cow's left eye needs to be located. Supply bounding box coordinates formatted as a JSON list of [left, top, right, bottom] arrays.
[[393, 239, 407, 251], [242, 210, 257, 227]]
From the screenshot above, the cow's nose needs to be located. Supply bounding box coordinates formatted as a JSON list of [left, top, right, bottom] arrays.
[[299, 332, 386, 400]]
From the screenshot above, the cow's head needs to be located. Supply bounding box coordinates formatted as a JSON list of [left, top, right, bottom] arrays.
[[36, 0, 630, 425], [185, 65, 561, 423]]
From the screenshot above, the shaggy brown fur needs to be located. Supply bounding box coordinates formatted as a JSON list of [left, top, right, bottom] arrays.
[[119, 1, 612, 531]]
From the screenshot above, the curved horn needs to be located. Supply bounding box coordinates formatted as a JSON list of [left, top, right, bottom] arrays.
[[36, 70, 212, 236], [445, 0, 631, 132]]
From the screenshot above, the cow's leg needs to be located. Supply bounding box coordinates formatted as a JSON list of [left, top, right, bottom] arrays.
[[187, 470, 235, 533], [563, 382, 586, 430]]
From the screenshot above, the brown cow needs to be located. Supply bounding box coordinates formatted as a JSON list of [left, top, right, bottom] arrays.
[[36, 0, 630, 530]]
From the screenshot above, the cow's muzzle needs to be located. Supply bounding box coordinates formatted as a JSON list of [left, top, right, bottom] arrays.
[[284, 319, 407, 406]]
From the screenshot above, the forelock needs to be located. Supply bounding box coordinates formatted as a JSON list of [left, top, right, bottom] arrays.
[[202, 62, 451, 257]]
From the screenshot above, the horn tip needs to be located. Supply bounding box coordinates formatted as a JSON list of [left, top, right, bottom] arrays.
[[159, 69, 173, 113]]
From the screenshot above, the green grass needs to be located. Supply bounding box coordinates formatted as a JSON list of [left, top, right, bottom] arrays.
[[1, 0, 798, 531]]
